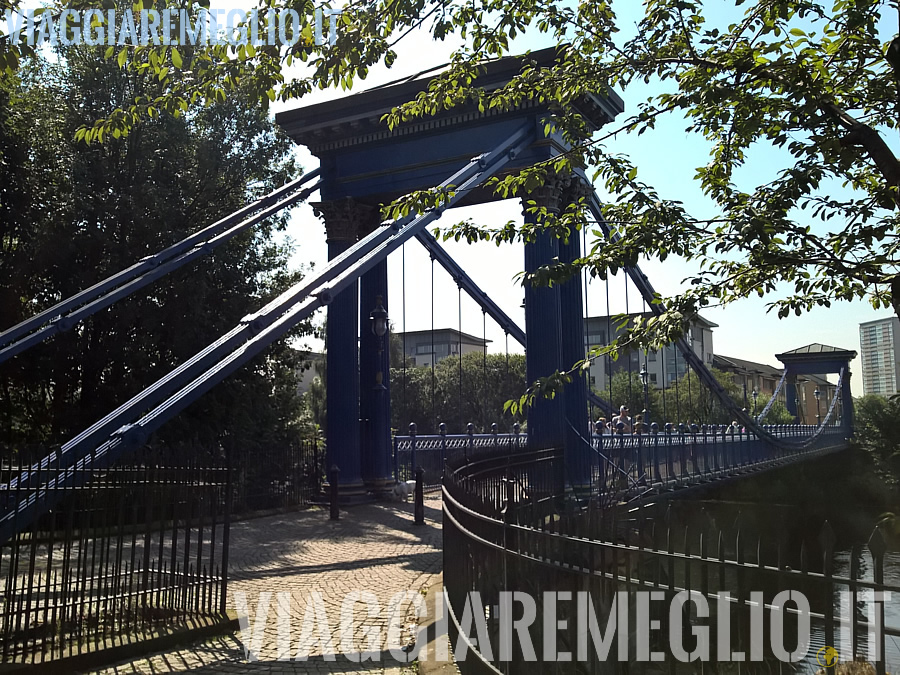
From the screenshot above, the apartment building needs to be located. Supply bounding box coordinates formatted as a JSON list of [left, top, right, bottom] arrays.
[[859, 316, 900, 396]]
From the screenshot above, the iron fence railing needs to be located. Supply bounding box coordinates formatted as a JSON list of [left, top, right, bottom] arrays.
[[0, 444, 229, 665], [442, 445, 900, 674], [0, 438, 321, 665], [593, 424, 847, 500], [230, 439, 322, 512], [395, 423, 848, 501], [394, 424, 524, 489]]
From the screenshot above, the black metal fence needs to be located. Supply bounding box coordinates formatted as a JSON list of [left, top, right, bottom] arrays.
[[0, 444, 229, 665], [594, 423, 847, 502], [0, 439, 321, 665], [231, 439, 322, 512], [443, 445, 900, 674]]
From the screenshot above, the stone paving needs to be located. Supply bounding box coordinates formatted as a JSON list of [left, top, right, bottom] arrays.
[[93, 494, 444, 674]]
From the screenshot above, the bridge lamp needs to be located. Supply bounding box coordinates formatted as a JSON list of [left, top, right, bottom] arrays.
[[370, 296, 390, 474], [751, 388, 758, 416], [640, 363, 650, 424], [814, 387, 821, 425], [370, 296, 388, 339], [370, 295, 388, 386]]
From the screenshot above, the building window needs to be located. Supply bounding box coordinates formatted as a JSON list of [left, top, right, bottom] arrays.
[[648, 350, 657, 362]]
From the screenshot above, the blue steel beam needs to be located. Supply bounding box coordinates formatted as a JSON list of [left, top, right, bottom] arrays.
[[755, 369, 787, 422], [0, 170, 322, 364], [0, 124, 537, 542], [413, 230, 613, 415], [414, 230, 526, 344]]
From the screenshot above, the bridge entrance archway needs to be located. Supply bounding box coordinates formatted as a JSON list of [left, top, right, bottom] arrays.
[[276, 47, 625, 495], [775, 343, 857, 431]]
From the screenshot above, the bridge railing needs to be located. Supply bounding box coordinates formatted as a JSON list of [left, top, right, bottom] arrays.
[[393, 424, 523, 489], [594, 424, 847, 497], [395, 422, 848, 497], [443, 444, 900, 674], [0, 443, 228, 665], [0, 439, 321, 665]]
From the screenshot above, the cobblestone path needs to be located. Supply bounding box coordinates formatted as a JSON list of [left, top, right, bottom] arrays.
[[94, 494, 444, 674]]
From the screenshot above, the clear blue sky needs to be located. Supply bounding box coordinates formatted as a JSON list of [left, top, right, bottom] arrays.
[[272, 1, 899, 396]]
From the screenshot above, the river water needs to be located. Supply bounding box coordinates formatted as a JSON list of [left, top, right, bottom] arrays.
[[808, 549, 900, 671], [652, 452, 900, 673]]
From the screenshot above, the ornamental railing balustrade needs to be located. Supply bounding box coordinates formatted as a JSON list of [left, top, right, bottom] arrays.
[[442, 444, 900, 675], [395, 421, 847, 498]]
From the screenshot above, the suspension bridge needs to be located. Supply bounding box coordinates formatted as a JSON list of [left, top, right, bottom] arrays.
[[0, 46, 888, 672]]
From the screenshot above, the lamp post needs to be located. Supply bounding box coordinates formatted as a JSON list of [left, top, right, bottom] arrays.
[[794, 397, 801, 424], [814, 386, 821, 425], [640, 363, 650, 425], [369, 295, 389, 484], [751, 388, 759, 417]]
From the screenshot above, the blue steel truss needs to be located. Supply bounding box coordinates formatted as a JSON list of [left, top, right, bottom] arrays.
[[0, 123, 537, 543], [0, 121, 850, 544], [414, 230, 614, 415], [0, 170, 323, 364]]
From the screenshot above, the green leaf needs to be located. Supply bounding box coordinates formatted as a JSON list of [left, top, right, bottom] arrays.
[[171, 48, 183, 69]]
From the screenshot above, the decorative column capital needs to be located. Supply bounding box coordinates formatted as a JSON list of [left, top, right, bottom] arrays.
[[518, 171, 571, 215], [312, 198, 381, 242], [562, 175, 593, 206]]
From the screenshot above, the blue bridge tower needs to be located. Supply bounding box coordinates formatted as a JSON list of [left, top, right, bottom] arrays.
[[275, 48, 625, 494]]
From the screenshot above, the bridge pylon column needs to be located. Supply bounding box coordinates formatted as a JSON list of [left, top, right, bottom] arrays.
[[785, 372, 799, 420], [314, 198, 366, 498], [559, 177, 592, 490], [358, 216, 394, 491], [841, 366, 854, 433], [521, 175, 567, 453]]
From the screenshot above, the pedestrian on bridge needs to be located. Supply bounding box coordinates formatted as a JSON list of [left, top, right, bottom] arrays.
[[633, 415, 646, 434], [612, 406, 632, 434]]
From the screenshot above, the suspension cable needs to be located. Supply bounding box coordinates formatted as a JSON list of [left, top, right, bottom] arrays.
[[625, 274, 633, 410], [584, 222, 594, 427], [605, 274, 612, 407], [660, 327, 668, 423], [431, 254, 436, 430], [402, 243, 407, 423], [673, 336, 682, 424], [482, 309, 487, 378], [505, 332, 510, 379], [458, 283, 463, 429], [756, 369, 787, 423]]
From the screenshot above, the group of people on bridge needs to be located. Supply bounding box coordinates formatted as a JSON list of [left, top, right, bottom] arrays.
[[593, 405, 645, 435], [593, 405, 745, 436]]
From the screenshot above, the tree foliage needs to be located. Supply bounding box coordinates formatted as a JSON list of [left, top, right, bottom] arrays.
[[852, 393, 900, 490], [2, 0, 897, 411], [0, 45, 310, 450], [596, 367, 795, 426], [391, 352, 527, 434]]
